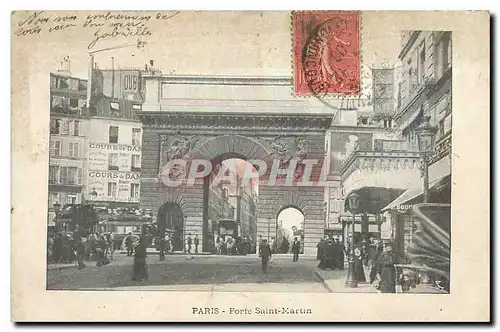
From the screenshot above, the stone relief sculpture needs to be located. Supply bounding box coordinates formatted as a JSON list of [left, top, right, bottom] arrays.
[[295, 137, 308, 159], [267, 136, 308, 162], [269, 137, 292, 162], [159, 135, 200, 180], [160, 135, 199, 165]]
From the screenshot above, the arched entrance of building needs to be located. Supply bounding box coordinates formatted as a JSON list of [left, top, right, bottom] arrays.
[[275, 206, 305, 254], [146, 125, 328, 256], [157, 202, 184, 252], [202, 152, 260, 253]]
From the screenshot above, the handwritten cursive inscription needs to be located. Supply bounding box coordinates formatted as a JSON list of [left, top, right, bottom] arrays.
[[88, 26, 152, 49], [13, 11, 181, 50]]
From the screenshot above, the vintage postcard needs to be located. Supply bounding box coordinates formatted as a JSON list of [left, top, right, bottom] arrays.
[[11, 10, 490, 322]]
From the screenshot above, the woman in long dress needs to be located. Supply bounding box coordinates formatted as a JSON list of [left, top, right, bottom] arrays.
[[132, 236, 148, 281], [353, 247, 366, 283], [375, 243, 397, 293]]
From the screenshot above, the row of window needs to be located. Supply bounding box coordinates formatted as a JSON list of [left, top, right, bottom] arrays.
[[109, 126, 142, 145], [51, 95, 86, 113], [107, 182, 140, 199], [108, 153, 141, 171], [49, 166, 83, 186], [108, 101, 142, 112], [49, 140, 81, 158], [398, 32, 452, 110], [50, 120, 143, 147], [51, 75, 86, 91], [49, 192, 80, 207], [50, 119, 80, 136]]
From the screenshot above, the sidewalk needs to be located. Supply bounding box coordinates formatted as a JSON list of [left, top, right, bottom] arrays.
[[47, 262, 78, 271], [314, 269, 378, 293], [314, 269, 448, 294]]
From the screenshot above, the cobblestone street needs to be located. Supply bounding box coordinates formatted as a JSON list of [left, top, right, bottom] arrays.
[[47, 254, 332, 292]]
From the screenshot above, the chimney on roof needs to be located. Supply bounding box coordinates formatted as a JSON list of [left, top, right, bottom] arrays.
[[57, 56, 71, 76]]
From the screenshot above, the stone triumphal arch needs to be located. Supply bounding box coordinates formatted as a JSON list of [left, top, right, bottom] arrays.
[[138, 75, 335, 255]]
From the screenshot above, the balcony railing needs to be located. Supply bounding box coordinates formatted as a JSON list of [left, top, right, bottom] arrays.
[[340, 149, 422, 182], [428, 133, 452, 165], [396, 75, 438, 119], [51, 106, 91, 117], [374, 139, 418, 152]]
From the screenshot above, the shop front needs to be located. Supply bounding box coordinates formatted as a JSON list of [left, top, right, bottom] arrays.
[[382, 174, 451, 258]]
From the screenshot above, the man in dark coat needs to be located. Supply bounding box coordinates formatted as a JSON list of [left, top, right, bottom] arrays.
[[280, 236, 289, 254], [125, 232, 134, 256], [259, 239, 272, 273], [317, 238, 326, 260], [73, 236, 86, 270], [187, 234, 192, 254], [291, 237, 301, 262], [336, 239, 346, 270], [194, 235, 199, 254], [132, 236, 148, 281]]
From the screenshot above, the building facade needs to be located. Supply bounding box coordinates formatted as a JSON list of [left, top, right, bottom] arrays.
[[48, 73, 90, 227], [85, 67, 144, 207], [138, 74, 330, 254], [382, 30, 452, 257]]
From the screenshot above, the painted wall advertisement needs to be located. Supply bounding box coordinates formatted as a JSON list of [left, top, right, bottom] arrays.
[[87, 142, 141, 203], [88, 143, 141, 171], [87, 171, 140, 203], [100, 70, 143, 103]]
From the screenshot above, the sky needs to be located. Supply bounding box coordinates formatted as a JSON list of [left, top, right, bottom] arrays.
[[278, 207, 304, 235], [13, 11, 401, 86]]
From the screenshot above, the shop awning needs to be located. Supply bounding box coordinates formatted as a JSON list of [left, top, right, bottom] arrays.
[[344, 187, 406, 215], [381, 175, 451, 212]]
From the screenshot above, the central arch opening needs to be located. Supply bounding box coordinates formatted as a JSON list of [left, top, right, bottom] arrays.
[[157, 202, 184, 252], [202, 154, 259, 254], [275, 206, 305, 254]]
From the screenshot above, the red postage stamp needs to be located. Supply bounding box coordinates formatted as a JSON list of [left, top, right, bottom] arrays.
[[293, 11, 360, 96]]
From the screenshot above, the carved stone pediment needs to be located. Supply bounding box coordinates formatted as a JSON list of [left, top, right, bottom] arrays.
[[159, 135, 200, 167], [263, 136, 309, 162]]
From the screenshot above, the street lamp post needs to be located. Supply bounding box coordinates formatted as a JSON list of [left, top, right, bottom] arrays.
[[415, 115, 437, 285], [345, 192, 361, 288], [415, 116, 437, 203]]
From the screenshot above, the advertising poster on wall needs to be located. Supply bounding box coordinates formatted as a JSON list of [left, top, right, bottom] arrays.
[[87, 171, 140, 203]]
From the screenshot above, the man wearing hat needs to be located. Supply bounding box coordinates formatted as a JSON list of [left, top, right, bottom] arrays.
[[258, 239, 272, 273]]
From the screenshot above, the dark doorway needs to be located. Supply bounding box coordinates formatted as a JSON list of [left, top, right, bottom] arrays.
[[157, 202, 184, 252]]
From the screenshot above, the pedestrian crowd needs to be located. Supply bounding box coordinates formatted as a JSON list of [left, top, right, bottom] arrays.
[[215, 235, 252, 255], [315, 235, 430, 293], [47, 230, 117, 270], [316, 236, 346, 271]]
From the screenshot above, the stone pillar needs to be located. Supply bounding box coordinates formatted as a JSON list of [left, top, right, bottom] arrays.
[[303, 219, 323, 256]]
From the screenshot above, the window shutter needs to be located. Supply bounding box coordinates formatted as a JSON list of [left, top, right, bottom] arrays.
[[78, 168, 83, 185], [55, 141, 61, 156], [61, 120, 70, 135], [60, 167, 68, 184], [73, 121, 79, 136]]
